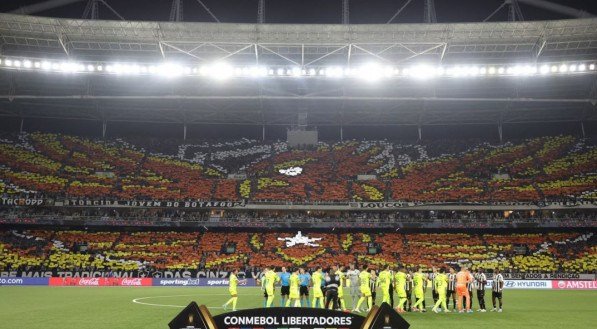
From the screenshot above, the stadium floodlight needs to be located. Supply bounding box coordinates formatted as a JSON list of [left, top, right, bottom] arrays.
[[523, 65, 537, 75], [249, 66, 267, 77], [540, 64, 550, 74], [550, 65, 558, 73], [291, 67, 301, 77], [326, 66, 344, 78], [355, 63, 384, 81], [33, 61, 41, 69], [479, 67, 487, 75], [578, 64, 586, 71], [497, 67, 505, 75], [409, 64, 436, 79], [308, 68, 316, 76], [590, 64, 595, 70], [5, 59, 12, 67], [468, 66, 480, 76], [23, 60, 32, 68], [205, 62, 233, 79], [452, 66, 467, 77], [488, 67, 496, 75], [559, 64, 568, 73], [60, 62, 79, 73], [276, 68, 284, 76], [156, 63, 185, 77], [86, 64, 95, 72], [383, 66, 394, 78], [569, 64, 577, 72]]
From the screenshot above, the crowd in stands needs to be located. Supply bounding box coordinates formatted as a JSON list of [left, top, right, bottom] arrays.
[[1, 229, 594, 274], [0, 132, 594, 204]]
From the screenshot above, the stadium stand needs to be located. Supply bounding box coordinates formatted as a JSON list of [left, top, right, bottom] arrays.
[[1, 229, 595, 274], [0, 132, 595, 203]]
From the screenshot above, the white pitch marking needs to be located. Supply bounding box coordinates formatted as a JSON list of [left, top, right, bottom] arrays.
[[132, 294, 231, 308]]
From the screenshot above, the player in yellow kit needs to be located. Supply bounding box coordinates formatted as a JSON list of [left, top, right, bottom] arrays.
[[394, 266, 408, 313], [262, 266, 280, 308], [377, 265, 392, 305], [336, 265, 348, 311], [353, 265, 372, 313], [311, 267, 325, 308], [286, 268, 301, 307], [432, 267, 450, 313], [223, 269, 240, 311], [412, 267, 425, 312]]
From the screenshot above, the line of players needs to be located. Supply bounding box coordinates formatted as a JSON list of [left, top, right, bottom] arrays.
[[224, 264, 505, 313]]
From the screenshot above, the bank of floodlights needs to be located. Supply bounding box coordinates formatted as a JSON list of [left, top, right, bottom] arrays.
[[0, 56, 595, 81]]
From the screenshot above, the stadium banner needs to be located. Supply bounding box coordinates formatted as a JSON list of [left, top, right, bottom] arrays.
[[0, 277, 49, 286], [60, 199, 246, 208], [350, 201, 410, 208], [489, 273, 596, 280], [0, 197, 44, 206], [48, 277, 152, 286], [153, 278, 256, 287], [551, 280, 597, 290], [502, 280, 552, 289]]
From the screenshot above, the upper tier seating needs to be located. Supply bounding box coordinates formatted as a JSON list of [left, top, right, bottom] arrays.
[[0, 132, 595, 203]]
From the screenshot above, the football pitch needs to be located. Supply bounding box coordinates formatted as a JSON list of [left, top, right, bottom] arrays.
[[0, 287, 595, 329]]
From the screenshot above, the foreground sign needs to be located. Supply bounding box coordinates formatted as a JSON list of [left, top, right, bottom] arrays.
[[169, 302, 409, 329], [0, 277, 48, 286], [153, 278, 255, 287], [48, 277, 152, 286], [502, 280, 551, 289], [551, 280, 597, 290]]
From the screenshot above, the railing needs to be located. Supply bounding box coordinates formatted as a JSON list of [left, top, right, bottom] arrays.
[[1, 215, 595, 229]]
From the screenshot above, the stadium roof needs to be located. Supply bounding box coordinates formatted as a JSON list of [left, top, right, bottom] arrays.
[[0, 13, 596, 127]]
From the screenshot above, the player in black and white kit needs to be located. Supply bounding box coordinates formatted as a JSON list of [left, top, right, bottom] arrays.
[[405, 270, 413, 312], [447, 267, 457, 310], [346, 263, 360, 310], [491, 269, 504, 313], [475, 268, 487, 312], [429, 267, 439, 306], [369, 270, 377, 306]]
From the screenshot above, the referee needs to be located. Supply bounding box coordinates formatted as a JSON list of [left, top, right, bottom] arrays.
[[298, 268, 311, 307]]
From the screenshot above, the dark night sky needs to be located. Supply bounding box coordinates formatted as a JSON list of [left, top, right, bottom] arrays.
[[1, 0, 596, 24]]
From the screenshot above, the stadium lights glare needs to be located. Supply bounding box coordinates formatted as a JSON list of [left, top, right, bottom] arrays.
[[0, 56, 595, 81]]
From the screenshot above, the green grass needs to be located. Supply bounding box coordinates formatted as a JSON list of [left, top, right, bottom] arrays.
[[0, 287, 595, 329]]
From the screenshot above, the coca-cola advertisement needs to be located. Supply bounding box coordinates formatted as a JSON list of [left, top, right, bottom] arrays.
[[551, 280, 597, 290], [49, 277, 152, 286]]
